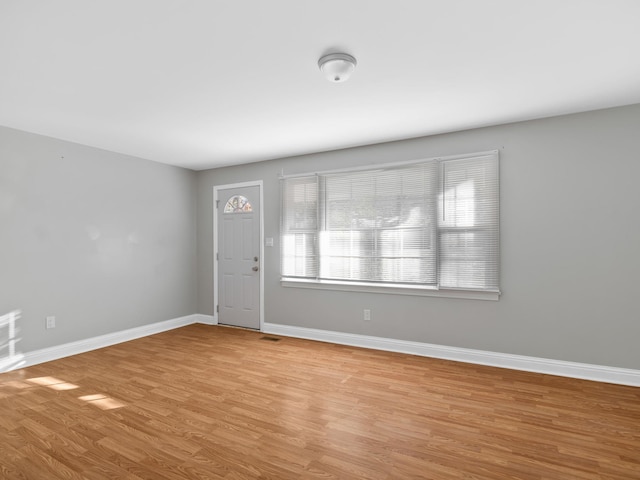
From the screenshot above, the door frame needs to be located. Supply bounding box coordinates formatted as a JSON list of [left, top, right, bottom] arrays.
[[213, 180, 264, 330]]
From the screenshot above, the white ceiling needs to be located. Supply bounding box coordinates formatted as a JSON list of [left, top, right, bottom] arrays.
[[1, 1, 639, 171]]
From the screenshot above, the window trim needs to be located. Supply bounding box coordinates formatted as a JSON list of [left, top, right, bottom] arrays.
[[280, 278, 500, 301]]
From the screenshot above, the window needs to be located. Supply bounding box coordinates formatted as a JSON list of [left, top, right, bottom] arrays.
[[224, 195, 253, 213], [280, 151, 499, 298]]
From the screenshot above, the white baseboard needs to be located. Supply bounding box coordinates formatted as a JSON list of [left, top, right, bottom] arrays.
[[5, 316, 637, 387], [194, 314, 217, 325], [1, 314, 198, 373], [263, 323, 640, 387]]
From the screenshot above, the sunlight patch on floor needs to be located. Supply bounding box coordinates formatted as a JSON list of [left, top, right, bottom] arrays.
[[27, 376, 79, 390], [78, 393, 126, 410], [23, 376, 126, 409]]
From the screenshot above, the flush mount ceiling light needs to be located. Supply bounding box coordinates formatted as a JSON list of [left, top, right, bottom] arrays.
[[318, 53, 357, 83]]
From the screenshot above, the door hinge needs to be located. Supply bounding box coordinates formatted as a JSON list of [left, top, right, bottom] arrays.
[[216, 200, 219, 208], [216, 252, 219, 261], [216, 305, 219, 313]]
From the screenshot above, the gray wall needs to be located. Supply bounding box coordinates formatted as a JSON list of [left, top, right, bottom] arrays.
[[0, 126, 197, 354], [197, 104, 640, 370], [3, 104, 638, 370]]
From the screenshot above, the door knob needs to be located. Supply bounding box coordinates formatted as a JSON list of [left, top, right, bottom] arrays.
[[252, 266, 259, 272]]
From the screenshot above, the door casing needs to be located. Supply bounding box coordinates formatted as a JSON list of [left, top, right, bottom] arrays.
[[213, 180, 264, 330]]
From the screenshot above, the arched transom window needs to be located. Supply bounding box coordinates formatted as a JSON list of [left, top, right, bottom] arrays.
[[224, 195, 253, 213]]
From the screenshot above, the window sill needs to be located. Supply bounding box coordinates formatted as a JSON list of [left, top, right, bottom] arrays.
[[281, 278, 500, 301]]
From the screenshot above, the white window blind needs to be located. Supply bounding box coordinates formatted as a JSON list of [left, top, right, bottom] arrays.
[[281, 152, 499, 293], [281, 175, 318, 278], [439, 156, 500, 290], [321, 162, 439, 284]]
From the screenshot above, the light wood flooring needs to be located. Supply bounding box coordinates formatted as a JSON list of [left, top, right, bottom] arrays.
[[1, 324, 639, 479]]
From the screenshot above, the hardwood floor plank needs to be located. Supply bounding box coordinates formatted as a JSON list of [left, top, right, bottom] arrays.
[[1, 324, 639, 479]]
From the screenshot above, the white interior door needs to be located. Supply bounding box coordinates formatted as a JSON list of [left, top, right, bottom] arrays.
[[217, 185, 261, 329]]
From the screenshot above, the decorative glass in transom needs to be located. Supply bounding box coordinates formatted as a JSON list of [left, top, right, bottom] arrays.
[[224, 195, 253, 213]]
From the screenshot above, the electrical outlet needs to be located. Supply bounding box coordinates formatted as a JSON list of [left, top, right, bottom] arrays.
[[46, 316, 56, 329], [363, 309, 371, 321]]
